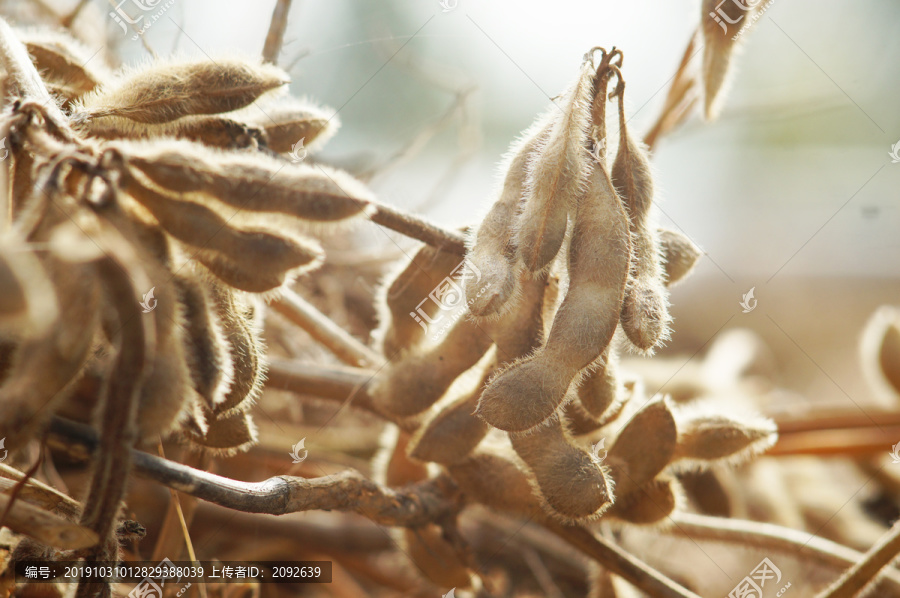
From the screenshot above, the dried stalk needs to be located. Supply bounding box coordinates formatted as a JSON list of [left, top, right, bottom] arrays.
[[818, 518, 900, 598], [368, 202, 468, 255], [0, 492, 97, 550], [272, 289, 382, 367], [49, 416, 458, 527], [77, 256, 150, 598], [0, 464, 81, 518], [544, 520, 702, 598], [262, 0, 293, 64], [774, 408, 900, 434], [668, 513, 900, 589], [264, 358, 407, 426], [642, 29, 699, 152], [770, 427, 900, 457]]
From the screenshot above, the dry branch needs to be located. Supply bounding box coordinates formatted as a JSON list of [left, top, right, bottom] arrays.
[[48, 416, 458, 527], [272, 289, 382, 367], [0, 492, 97, 550], [544, 520, 703, 598], [818, 517, 900, 597], [669, 513, 900, 589]]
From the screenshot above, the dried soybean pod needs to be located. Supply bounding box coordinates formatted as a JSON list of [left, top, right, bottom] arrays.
[[209, 284, 264, 417], [173, 274, 234, 409], [401, 526, 473, 590], [607, 477, 680, 525], [606, 397, 677, 498], [136, 333, 198, 439], [123, 169, 323, 293], [700, 0, 761, 119], [372, 426, 428, 487], [610, 72, 670, 352], [510, 417, 614, 521], [658, 227, 701, 286], [567, 377, 633, 436], [21, 30, 107, 100], [409, 272, 549, 463], [374, 243, 462, 355], [516, 59, 594, 272], [407, 369, 491, 465], [78, 57, 288, 123], [466, 119, 548, 317], [242, 97, 338, 153], [576, 347, 621, 419], [187, 408, 258, 455], [86, 115, 266, 150], [672, 406, 776, 464], [121, 140, 371, 223], [477, 161, 631, 432], [447, 450, 542, 518], [370, 316, 493, 418]]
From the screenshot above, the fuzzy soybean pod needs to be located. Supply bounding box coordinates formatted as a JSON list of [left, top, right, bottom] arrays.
[[447, 449, 542, 519], [672, 404, 777, 465], [510, 416, 614, 521], [465, 120, 548, 317], [240, 97, 339, 153], [607, 476, 681, 526], [120, 139, 372, 223], [408, 272, 549, 464], [658, 227, 702, 286], [476, 162, 631, 432], [611, 75, 671, 353], [515, 60, 595, 273], [77, 57, 287, 124], [369, 314, 493, 418], [21, 31, 107, 101], [576, 347, 622, 419], [374, 243, 463, 356], [209, 284, 265, 418], [85, 115, 267, 151], [700, 0, 763, 119], [122, 167, 324, 293], [606, 397, 677, 498], [173, 274, 234, 409], [187, 408, 259, 455]]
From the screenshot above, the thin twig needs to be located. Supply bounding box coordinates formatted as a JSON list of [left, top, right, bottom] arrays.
[[262, 0, 293, 64], [818, 518, 900, 597], [668, 513, 900, 589], [0, 491, 97, 550], [643, 28, 699, 152], [770, 427, 900, 457], [48, 416, 459, 527], [774, 407, 900, 434], [271, 289, 382, 367], [368, 202, 468, 255], [544, 520, 702, 598]]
